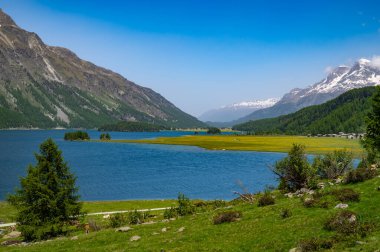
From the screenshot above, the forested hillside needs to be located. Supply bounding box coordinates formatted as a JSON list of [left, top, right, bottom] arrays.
[[233, 87, 377, 135]]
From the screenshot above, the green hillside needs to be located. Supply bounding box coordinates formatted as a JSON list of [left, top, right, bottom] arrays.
[[233, 87, 377, 135]]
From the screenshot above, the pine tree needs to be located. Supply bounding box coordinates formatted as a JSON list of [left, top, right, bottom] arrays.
[[363, 86, 380, 162], [7, 138, 82, 241]]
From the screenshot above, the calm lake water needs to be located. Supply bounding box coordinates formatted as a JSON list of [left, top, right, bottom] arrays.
[[0, 130, 286, 201]]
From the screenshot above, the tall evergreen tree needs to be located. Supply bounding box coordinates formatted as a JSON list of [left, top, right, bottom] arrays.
[[363, 86, 380, 162], [7, 138, 82, 241]]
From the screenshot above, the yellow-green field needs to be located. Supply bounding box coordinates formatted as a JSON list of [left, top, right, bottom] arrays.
[[111, 135, 364, 156]]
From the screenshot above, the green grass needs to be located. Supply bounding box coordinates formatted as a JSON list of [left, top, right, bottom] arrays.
[[2, 176, 379, 251], [111, 135, 364, 157], [0, 202, 17, 223]]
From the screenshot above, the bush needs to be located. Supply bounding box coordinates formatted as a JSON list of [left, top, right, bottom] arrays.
[[332, 188, 360, 202], [163, 207, 178, 219], [64, 131, 90, 141], [128, 210, 145, 225], [313, 150, 353, 179], [207, 127, 221, 134], [88, 219, 102, 231], [213, 211, 242, 225], [298, 238, 334, 251], [177, 193, 195, 216], [208, 200, 227, 209], [100, 133, 111, 140], [272, 144, 317, 191], [345, 166, 378, 184], [109, 213, 127, 228], [258, 192, 275, 207], [323, 210, 372, 237], [280, 208, 292, 219], [302, 197, 318, 208]]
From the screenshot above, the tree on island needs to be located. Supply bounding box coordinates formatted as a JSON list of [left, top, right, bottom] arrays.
[[100, 133, 111, 140], [207, 127, 221, 134], [363, 86, 380, 162], [64, 131, 90, 141], [7, 139, 82, 241]]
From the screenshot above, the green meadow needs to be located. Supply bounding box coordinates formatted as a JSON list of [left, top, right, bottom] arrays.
[[111, 135, 364, 157], [1, 176, 379, 251]]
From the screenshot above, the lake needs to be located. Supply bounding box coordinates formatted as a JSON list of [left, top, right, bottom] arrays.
[[0, 130, 286, 201]]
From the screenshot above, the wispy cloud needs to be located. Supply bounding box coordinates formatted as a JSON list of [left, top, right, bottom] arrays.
[[369, 55, 380, 69], [324, 66, 334, 74]]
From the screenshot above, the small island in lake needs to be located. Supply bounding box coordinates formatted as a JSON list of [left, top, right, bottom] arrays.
[[98, 121, 169, 132]]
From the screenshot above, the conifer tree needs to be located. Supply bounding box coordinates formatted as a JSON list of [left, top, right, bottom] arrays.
[[363, 86, 380, 162], [8, 138, 82, 241]]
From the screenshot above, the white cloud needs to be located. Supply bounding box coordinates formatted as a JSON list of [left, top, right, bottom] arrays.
[[369, 55, 380, 69]]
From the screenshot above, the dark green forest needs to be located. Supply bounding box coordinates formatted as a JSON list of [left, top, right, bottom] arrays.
[[98, 121, 169, 132], [233, 87, 376, 135]]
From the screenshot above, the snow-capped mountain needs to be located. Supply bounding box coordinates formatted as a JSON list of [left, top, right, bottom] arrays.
[[198, 98, 279, 122], [233, 57, 380, 125]]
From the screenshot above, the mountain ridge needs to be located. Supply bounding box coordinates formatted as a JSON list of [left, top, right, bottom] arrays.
[[0, 9, 205, 129]]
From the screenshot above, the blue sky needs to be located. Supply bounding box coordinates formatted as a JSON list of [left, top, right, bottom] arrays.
[[2, 0, 380, 116]]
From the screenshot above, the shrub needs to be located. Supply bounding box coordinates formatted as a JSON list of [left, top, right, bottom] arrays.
[[207, 127, 221, 134], [258, 192, 275, 207], [313, 150, 353, 179], [298, 238, 334, 251], [272, 144, 317, 191], [302, 197, 318, 208], [128, 210, 144, 225], [213, 211, 242, 225], [332, 188, 360, 202], [209, 200, 227, 209], [280, 208, 292, 219], [345, 166, 378, 184], [109, 213, 127, 228], [100, 133, 111, 140], [163, 207, 178, 219], [324, 210, 364, 236], [177, 193, 195, 216], [64, 131, 90, 141], [88, 219, 102, 231]]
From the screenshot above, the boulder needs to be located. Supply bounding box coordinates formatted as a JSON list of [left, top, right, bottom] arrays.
[[334, 203, 348, 209], [348, 214, 357, 223], [70, 236, 78, 240], [130, 235, 141, 241], [116, 226, 133, 232], [3, 231, 21, 239], [177, 227, 185, 232], [161, 227, 167, 232], [103, 214, 110, 219]]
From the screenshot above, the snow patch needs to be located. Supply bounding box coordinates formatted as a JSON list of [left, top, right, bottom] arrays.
[[221, 98, 279, 109]]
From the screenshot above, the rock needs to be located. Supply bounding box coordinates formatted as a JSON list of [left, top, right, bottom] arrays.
[[334, 203, 348, 209], [70, 236, 78, 240], [177, 227, 185, 232], [284, 193, 293, 198], [152, 232, 160, 235], [348, 215, 357, 223], [3, 231, 21, 239], [1, 240, 22, 246], [130, 235, 141, 241], [335, 178, 343, 184], [317, 182, 325, 189], [328, 182, 334, 186], [142, 221, 156, 225], [161, 227, 167, 232], [103, 214, 110, 219], [356, 241, 366, 245], [289, 248, 300, 252], [116, 226, 133, 232], [169, 218, 176, 221]]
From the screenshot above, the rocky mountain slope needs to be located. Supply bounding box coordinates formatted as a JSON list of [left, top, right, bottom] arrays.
[[198, 98, 278, 122], [232, 58, 380, 125], [233, 86, 376, 134], [0, 10, 205, 129]]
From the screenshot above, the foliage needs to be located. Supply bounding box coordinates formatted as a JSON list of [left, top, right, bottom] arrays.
[[312, 149, 353, 179], [98, 121, 169, 132], [213, 211, 242, 225], [272, 144, 317, 191], [363, 86, 380, 162], [207, 127, 221, 134], [233, 86, 376, 134], [331, 188, 360, 202], [128, 210, 145, 225], [163, 207, 178, 219], [280, 208, 292, 219], [100, 133, 111, 140], [257, 192, 275, 207], [88, 219, 102, 231], [298, 238, 334, 251], [64, 131, 90, 141], [109, 213, 127, 228], [177, 193, 195, 216], [344, 166, 378, 184], [7, 139, 82, 241]]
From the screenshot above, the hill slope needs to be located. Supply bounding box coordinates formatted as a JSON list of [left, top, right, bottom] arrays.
[[233, 87, 376, 134], [0, 10, 205, 129], [231, 61, 380, 126]]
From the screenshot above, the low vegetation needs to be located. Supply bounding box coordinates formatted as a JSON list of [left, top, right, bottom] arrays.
[[64, 131, 90, 141], [98, 121, 169, 132], [206, 127, 221, 134], [99, 133, 111, 141]]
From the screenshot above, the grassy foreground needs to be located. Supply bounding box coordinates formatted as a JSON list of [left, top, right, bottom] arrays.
[[111, 135, 364, 156], [1, 176, 380, 251]]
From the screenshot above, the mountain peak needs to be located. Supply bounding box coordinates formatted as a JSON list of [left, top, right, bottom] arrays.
[[0, 9, 17, 27]]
